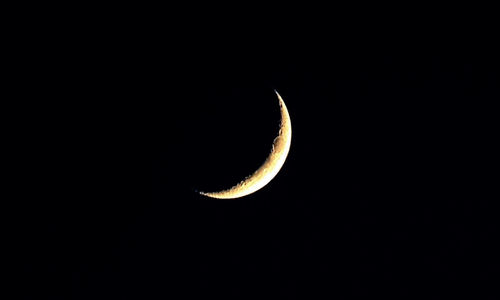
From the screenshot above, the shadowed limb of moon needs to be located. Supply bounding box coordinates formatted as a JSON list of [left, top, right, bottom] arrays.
[[198, 91, 292, 199]]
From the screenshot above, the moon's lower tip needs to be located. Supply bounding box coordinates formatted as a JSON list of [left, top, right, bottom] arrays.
[[197, 191, 244, 200]]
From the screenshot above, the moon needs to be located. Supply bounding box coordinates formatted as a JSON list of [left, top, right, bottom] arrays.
[[198, 91, 292, 199]]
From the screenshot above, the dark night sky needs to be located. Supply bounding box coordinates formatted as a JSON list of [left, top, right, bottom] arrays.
[[17, 15, 498, 299]]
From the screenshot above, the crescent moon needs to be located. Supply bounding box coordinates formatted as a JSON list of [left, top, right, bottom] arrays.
[[198, 91, 292, 199]]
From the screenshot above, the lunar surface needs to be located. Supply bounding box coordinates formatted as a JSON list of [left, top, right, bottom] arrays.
[[199, 91, 292, 199]]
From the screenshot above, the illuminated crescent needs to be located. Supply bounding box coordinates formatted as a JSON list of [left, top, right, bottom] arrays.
[[199, 91, 292, 199]]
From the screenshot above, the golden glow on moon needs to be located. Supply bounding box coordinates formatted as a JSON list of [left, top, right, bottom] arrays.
[[199, 91, 292, 199]]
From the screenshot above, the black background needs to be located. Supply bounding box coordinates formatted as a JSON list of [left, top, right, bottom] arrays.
[[17, 12, 498, 299]]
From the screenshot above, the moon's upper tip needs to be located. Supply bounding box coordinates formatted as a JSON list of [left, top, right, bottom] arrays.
[[274, 90, 284, 103]]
